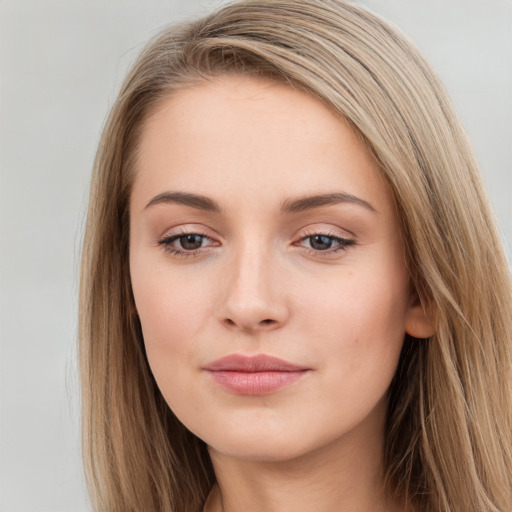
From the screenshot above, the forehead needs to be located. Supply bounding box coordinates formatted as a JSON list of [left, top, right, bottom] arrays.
[[131, 75, 394, 217]]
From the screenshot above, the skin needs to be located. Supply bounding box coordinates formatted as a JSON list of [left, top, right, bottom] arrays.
[[129, 75, 433, 512]]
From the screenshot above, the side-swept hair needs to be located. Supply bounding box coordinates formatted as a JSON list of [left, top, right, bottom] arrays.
[[79, 1, 512, 510]]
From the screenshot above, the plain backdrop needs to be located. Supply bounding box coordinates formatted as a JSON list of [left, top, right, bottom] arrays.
[[0, 1, 510, 510]]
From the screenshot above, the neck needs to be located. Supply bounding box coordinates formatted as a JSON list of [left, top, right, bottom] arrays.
[[204, 402, 400, 512]]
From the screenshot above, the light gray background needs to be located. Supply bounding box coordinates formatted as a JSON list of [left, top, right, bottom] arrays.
[[1, 1, 510, 511]]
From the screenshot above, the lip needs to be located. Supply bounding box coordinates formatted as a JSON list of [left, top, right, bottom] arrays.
[[203, 354, 310, 395]]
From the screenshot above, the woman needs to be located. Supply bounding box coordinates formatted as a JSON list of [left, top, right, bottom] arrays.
[[79, 1, 512, 511]]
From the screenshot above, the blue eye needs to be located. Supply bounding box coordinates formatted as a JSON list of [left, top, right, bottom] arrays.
[[300, 233, 355, 253], [309, 235, 336, 250]]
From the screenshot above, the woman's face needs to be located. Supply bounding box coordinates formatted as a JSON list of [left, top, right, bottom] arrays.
[[129, 75, 430, 461]]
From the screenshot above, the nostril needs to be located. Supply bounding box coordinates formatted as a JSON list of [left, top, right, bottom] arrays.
[[223, 318, 277, 329]]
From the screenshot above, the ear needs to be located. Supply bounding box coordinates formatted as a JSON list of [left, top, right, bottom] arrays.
[[405, 296, 436, 339]]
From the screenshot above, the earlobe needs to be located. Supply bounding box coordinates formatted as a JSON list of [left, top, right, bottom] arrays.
[[405, 302, 436, 339]]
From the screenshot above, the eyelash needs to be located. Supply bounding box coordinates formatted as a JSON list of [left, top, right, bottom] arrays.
[[298, 230, 355, 256], [157, 229, 355, 258], [157, 229, 215, 258]]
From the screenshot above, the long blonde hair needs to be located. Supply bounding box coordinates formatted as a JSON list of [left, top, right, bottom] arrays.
[[79, 1, 512, 510]]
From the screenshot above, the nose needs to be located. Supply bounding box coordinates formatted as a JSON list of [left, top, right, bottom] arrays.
[[217, 243, 289, 333]]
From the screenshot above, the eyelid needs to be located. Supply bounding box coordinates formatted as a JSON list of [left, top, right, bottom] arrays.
[[292, 226, 357, 257], [155, 224, 221, 258], [302, 221, 357, 240], [296, 223, 356, 242], [156, 223, 220, 242], [155, 223, 356, 259], [300, 226, 353, 238]]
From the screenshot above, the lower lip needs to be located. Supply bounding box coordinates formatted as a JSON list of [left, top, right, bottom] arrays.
[[206, 370, 308, 395]]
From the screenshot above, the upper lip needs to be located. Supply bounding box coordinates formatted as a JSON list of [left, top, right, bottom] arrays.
[[203, 354, 309, 372]]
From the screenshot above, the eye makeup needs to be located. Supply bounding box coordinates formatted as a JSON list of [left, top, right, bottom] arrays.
[[156, 227, 356, 259]]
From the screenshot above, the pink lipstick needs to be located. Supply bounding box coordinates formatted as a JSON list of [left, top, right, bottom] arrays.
[[203, 354, 310, 395]]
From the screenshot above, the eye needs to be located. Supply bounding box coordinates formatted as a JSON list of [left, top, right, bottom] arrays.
[[175, 234, 206, 250], [298, 232, 355, 254], [308, 235, 338, 251], [157, 231, 217, 257]]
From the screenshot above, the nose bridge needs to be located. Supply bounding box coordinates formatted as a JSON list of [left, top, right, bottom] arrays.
[[237, 243, 272, 300], [219, 235, 287, 331]]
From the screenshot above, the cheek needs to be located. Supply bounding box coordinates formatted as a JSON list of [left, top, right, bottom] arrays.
[[130, 262, 216, 381], [296, 263, 409, 381], [299, 264, 408, 334]]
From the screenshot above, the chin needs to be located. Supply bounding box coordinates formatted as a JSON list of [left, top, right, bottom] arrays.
[[208, 436, 311, 463], [199, 419, 340, 464]]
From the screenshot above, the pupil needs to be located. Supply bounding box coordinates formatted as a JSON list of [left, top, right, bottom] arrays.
[[180, 235, 203, 250], [310, 235, 333, 250]]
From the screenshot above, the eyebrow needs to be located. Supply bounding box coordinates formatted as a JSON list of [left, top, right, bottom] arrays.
[[145, 191, 222, 212], [281, 192, 377, 214], [144, 191, 376, 214]]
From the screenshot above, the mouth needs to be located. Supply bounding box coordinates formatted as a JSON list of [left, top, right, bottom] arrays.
[[202, 354, 310, 395]]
